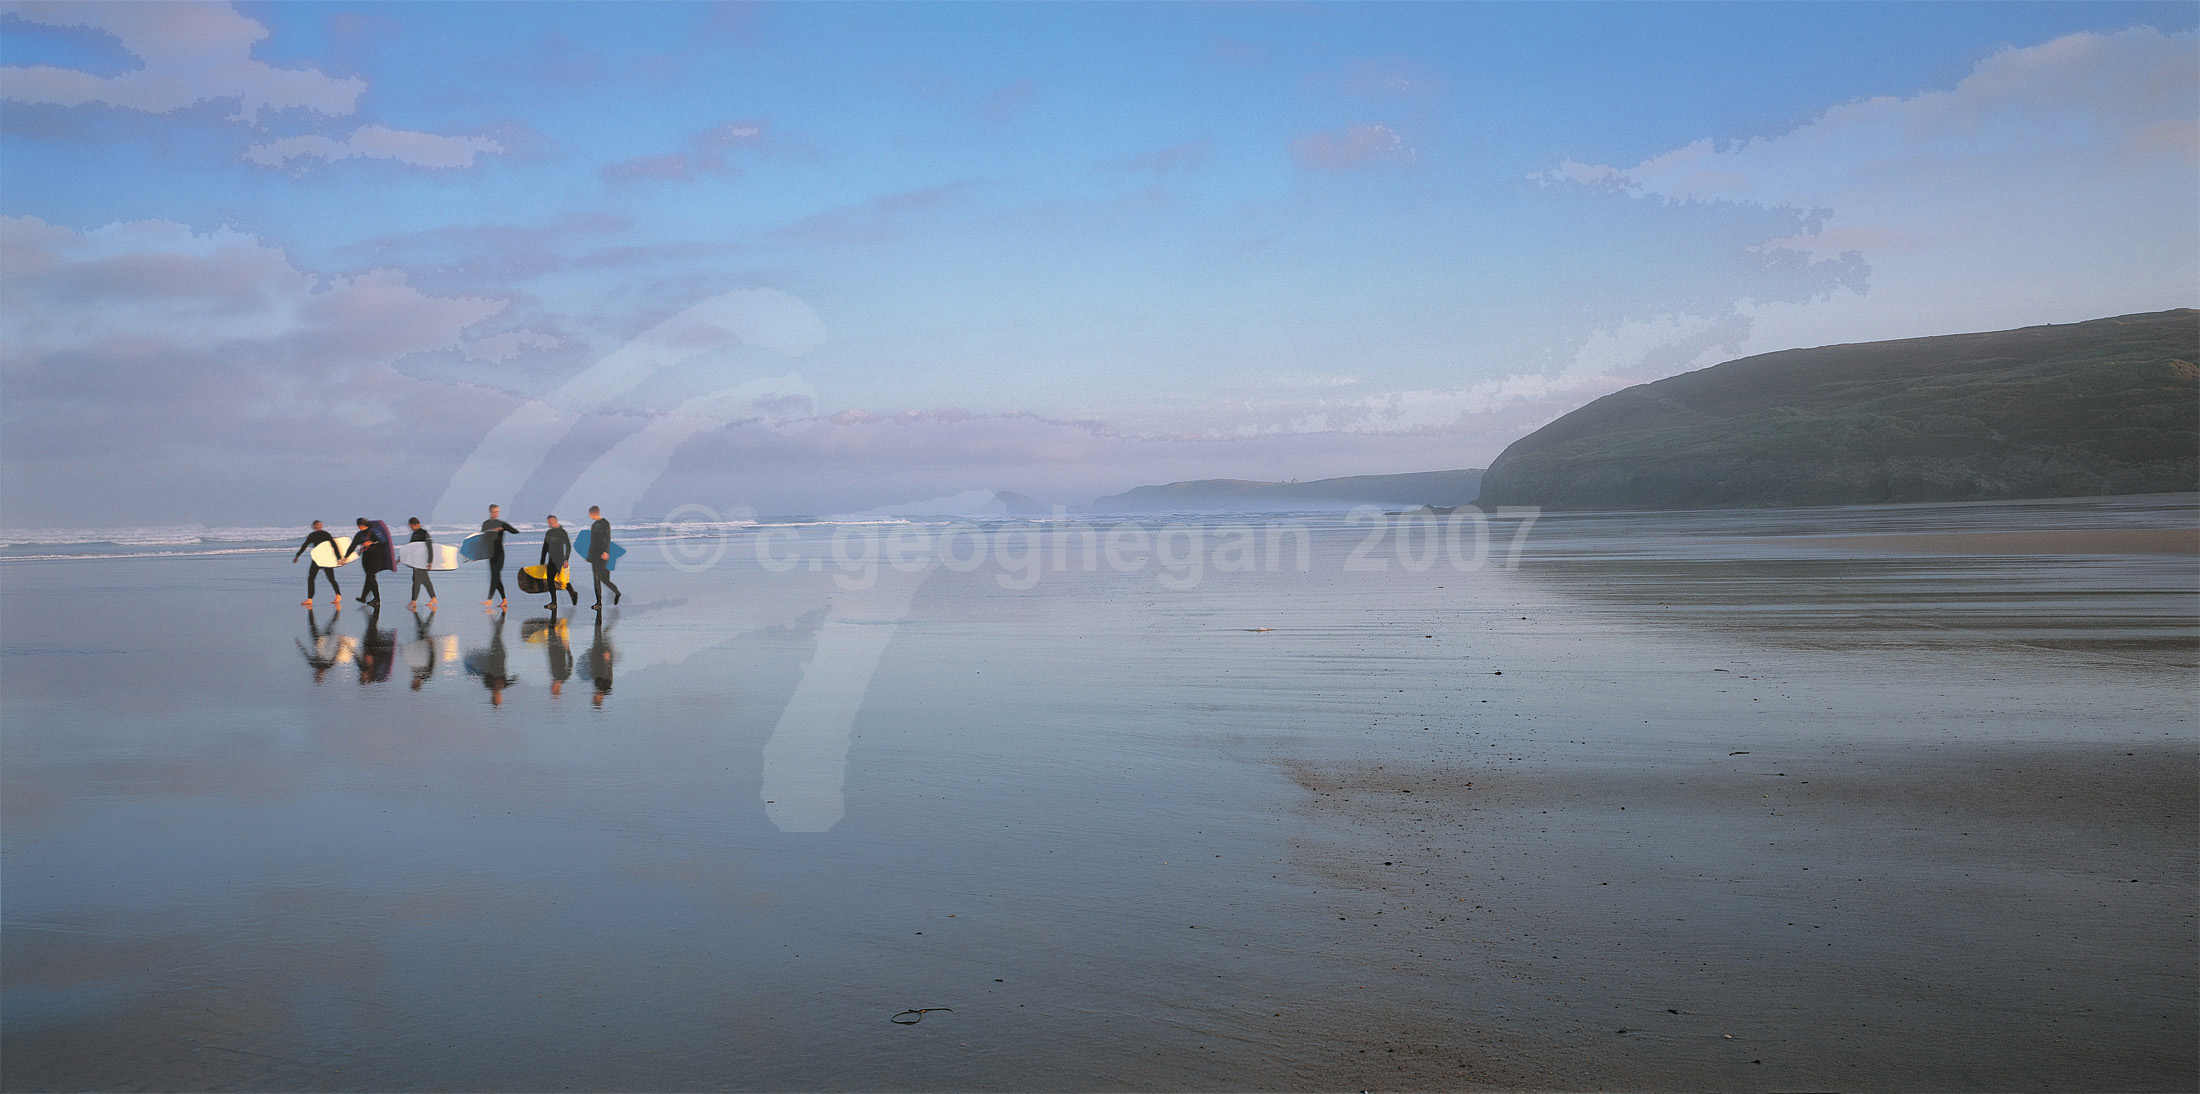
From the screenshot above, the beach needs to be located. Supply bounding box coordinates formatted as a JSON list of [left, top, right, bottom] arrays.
[[2, 495, 2194, 1091]]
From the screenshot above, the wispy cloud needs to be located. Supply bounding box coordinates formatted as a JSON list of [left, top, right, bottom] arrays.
[[602, 119, 770, 182], [976, 78, 1036, 124], [1097, 139, 1211, 178], [245, 123, 504, 169], [0, 0, 363, 120], [1291, 123, 1415, 170]]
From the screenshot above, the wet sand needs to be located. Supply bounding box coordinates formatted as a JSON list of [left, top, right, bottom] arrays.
[[3, 495, 2194, 1091]]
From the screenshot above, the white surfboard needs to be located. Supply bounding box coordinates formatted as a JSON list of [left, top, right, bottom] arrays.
[[399, 541, 462, 571], [308, 535, 355, 568]]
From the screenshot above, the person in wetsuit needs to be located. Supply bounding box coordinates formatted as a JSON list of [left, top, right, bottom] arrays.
[[405, 517, 437, 610], [291, 520, 342, 607], [481, 504, 520, 610], [587, 505, 621, 610], [540, 514, 577, 610], [347, 517, 386, 607]]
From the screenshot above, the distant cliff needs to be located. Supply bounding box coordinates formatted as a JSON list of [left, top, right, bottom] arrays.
[[1085, 469, 1483, 514], [1476, 310, 2198, 511]]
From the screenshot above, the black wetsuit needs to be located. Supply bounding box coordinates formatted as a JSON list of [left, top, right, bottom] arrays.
[[408, 527, 437, 602], [352, 524, 386, 605], [481, 518, 520, 602], [540, 526, 577, 606], [588, 517, 621, 607], [294, 529, 341, 598]]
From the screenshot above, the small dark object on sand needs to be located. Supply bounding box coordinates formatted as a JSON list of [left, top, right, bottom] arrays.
[[892, 1008, 953, 1025]]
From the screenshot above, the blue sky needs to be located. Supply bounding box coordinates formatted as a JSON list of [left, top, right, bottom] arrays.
[[3, 1, 2194, 527]]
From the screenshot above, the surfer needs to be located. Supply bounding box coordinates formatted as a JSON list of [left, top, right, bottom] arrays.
[[540, 515, 578, 610], [587, 506, 622, 610], [291, 520, 342, 607], [480, 504, 521, 610], [405, 517, 438, 611], [347, 518, 387, 607]]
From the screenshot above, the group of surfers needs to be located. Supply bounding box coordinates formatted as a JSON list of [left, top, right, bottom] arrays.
[[291, 504, 623, 613]]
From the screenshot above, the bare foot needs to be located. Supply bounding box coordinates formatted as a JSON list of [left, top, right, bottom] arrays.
[[406, 601, 417, 611], [483, 600, 493, 607], [332, 595, 342, 605], [428, 597, 437, 608], [302, 600, 313, 607]]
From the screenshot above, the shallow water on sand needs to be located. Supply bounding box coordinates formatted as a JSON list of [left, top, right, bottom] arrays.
[[3, 496, 2194, 1091]]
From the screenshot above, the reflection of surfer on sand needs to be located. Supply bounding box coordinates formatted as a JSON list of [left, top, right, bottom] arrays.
[[356, 605, 395, 685], [523, 615, 573, 696], [585, 610, 615, 707], [292, 521, 342, 608], [406, 609, 440, 690], [464, 611, 518, 706], [296, 608, 348, 683]]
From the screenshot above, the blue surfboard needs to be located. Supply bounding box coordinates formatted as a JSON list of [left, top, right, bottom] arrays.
[[459, 532, 491, 562], [573, 529, 627, 571]]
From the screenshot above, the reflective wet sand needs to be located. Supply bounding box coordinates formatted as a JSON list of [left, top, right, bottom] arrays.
[[4, 496, 2193, 1091]]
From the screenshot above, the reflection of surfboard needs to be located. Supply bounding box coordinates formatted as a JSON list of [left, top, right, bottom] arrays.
[[459, 533, 490, 562], [521, 617, 570, 644], [573, 530, 627, 571], [399, 541, 462, 570], [308, 535, 354, 568]]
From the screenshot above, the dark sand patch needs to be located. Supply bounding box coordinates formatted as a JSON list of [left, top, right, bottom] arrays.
[[1275, 742, 2198, 1092]]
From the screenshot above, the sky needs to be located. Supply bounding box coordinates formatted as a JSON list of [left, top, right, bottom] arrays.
[[2, 0, 2194, 529]]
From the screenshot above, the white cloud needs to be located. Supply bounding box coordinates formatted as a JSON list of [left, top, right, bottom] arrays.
[[244, 124, 505, 169], [1546, 27, 2198, 350], [0, 0, 363, 120]]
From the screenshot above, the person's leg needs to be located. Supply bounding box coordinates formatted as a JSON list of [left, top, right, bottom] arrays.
[[361, 567, 379, 604], [306, 564, 320, 604]]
